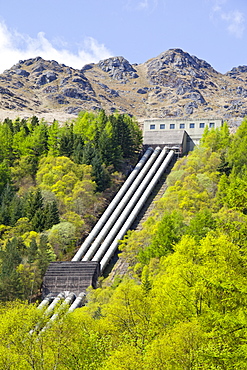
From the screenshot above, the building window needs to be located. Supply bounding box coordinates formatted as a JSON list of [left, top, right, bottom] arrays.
[[190, 123, 195, 128], [160, 124, 165, 129], [209, 122, 215, 128], [150, 124, 155, 130], [200, 123, 205, 128], [170, 124, 175, 129], [180, 123, 185, 129]]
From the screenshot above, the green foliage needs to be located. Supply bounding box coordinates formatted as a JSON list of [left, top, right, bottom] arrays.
[[227, 117, 247, 172], [0, 110, 141, 301], [2, 116, 247, 368], [138, 211, 184, 264], [0, 160, 12, 196], [0, 237, 23, 300], [91, 154, 111, 192], [186, 208, 216, 242], [48, 222, 76, 257]]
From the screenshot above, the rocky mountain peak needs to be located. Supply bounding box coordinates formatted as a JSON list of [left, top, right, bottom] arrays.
[[0, 49, 246, 126], [225, 65, 247, 83], [145, 48, 217, 85], [158, 48, 213, 70], [98, 56, 138, 81]]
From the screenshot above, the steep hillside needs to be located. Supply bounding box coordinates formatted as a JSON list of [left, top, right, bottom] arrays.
[[0, 49, 246, 125]]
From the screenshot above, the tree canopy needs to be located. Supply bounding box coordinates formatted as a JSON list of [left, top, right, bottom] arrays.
[[1, 116, 247, 368], [0, 111, 142, 302]]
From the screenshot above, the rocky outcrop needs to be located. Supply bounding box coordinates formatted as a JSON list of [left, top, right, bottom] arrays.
[[98, 56, 139, 80], [145, 49, 214, 84], [37, 72, 57, 86]]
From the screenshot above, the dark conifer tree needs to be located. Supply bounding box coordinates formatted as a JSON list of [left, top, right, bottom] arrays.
[[25, 189, 47, 232], [3, 117, 14, 133], [30, 116, 39, 131], [91, 154, 111, 192], [72, 135, 84, 164], [94, 110, 108, 148], [34, 123, 49, 156], [28, 238, 38, 264], [0, 183, 14, 225], [21, 118, 30, 136], [31, 208, 45, 232], [38, 234, 52, 275], [98, 130, 122, 169], [9, 195, 24, 226], [81, 142, 96, 165], [50, 200, 60, 225], [44, 201, 60, 230], [0, 161, 12, 197], [0, 237, 23, 300], [59, 124, 74, 157], [13, 118, 21, 133], [25, 188, 44, 221]]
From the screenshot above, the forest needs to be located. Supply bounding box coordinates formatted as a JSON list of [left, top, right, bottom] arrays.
[[1, 115, 247, 369], [0, 110, 142, 301]]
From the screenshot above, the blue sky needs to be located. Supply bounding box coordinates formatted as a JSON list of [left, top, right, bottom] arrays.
[[0, 0, 246, 74]]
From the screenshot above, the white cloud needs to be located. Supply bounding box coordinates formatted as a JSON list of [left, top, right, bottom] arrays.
[[210, 0, 245, 38], [0, 21, 113, 73], [221, 10, 245, 38]]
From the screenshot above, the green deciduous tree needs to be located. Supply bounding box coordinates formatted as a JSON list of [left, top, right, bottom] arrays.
[[138, 211, 184, 264]]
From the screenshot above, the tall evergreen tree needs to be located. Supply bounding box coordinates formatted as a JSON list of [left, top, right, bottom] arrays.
[[59, 123, 74, 157], [81, 142, 96, 165], [47, 120, 59, 156], [0, 183, 14, 225], [44, 201, 60, 230], [72, 135, 84, 164], [3, 117, 13, 133], [91, 154, 111, 192], [38, 234, 53, 275], [25, 188, 44, 220], [28, 237, 38, 264], [0, 237, 23, 300], [29, 115, 39, 131]]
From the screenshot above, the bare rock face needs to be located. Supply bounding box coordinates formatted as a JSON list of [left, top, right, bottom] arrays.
[[225, 66, 247, 83], [37, 72, 57, 86], [0, 49, 247, 125], [145, 48, 214, 84], [98, 56, 139, 80]]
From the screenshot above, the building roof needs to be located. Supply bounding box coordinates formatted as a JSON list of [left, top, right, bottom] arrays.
[[143, 129, 186, 146]]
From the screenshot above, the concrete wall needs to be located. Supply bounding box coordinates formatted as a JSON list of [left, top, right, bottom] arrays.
[[143, 118, 223, 146]]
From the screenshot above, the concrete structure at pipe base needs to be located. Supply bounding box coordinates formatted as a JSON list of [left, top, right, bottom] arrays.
[[143, 117, 223, 155], [42, 261, 100, 298]]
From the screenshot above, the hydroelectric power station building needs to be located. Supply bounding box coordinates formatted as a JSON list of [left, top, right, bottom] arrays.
[[143, 117, 223, 154]]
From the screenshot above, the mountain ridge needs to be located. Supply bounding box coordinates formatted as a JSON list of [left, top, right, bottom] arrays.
[[0, 48, 246, 125]]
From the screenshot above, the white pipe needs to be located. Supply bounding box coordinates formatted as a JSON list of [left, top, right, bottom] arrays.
[[72, 147, 154, 261], [40, 293, 76, 333], [99, 150, 175, 271], [91, 147, 169, 263], [29, 292, 65, 335], [82, 147, 162, 261], [43, 292, 65, 316], [68, 292, 86, 312], [37, 294, 53, 310]]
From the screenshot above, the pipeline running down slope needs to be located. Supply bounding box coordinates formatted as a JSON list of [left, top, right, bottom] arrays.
[[34, 147, 175, 330]]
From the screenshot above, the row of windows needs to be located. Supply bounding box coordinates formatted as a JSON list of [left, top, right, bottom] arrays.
[[149, 122, 215, 130]]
